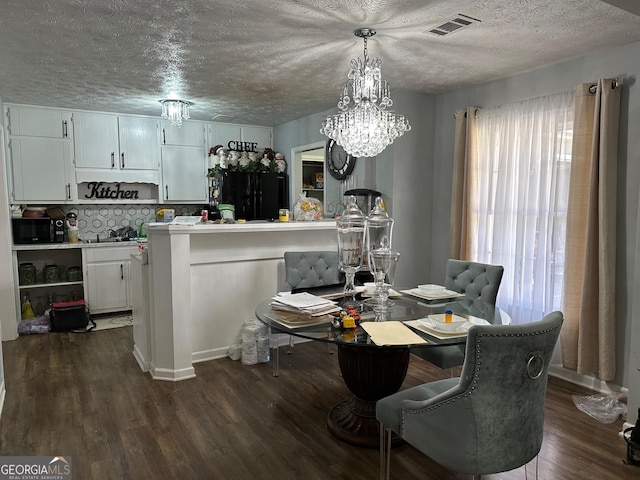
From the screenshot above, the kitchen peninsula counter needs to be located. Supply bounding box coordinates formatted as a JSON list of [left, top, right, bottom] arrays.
[[141, 220, 338, 381]]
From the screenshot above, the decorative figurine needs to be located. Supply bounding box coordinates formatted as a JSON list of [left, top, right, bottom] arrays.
[[275, 152, 287, 173]]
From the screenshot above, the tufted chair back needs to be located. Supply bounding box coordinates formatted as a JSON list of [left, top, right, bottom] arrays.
[[378, 311, 564, 479], [281, 251, 343, 292], [444, 259, 504, 304]]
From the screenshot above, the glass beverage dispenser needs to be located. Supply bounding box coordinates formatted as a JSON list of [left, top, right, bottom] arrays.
[[336, 195, 366, 305], [364, 196, 394, 270]]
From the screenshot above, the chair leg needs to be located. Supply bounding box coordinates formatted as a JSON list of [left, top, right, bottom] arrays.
[[380, 425, 391, 480], [287, 334, 294, 354], [272, 342, 279, 377], [524, 455, 539, 480], [270, 327, 279, 377]]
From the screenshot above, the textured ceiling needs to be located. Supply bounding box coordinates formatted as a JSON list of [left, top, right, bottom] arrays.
[[1, 0, 640, 127]]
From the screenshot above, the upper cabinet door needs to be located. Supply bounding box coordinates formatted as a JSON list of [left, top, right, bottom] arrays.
[[7, 106, 71, 138], [208, 124, 242, 151], [10, 137, 74, 202], [160, 120, 205, 147], [207, 124, 272, 152], [161, 145, 208, 202], [242, 126, 272, 151], [74, 112, 120, 169], [118, 116, 159, 170]]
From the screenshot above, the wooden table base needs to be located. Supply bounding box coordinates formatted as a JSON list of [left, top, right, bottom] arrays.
[[326, 343, 410, 448]]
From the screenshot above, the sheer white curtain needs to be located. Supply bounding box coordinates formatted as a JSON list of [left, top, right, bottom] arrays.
[[472, 91, 574, 324]]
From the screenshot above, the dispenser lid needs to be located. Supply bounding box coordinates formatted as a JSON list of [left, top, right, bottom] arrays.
[[367, 197, 390, 221], [338, 195, 365, 226]]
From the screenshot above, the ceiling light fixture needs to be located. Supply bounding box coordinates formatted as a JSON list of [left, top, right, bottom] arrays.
[[320, 28, 411, 158], [159, 99, 193, 127]]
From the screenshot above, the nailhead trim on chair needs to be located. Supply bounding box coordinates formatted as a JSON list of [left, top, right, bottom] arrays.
[[400, 324, 562, 430]]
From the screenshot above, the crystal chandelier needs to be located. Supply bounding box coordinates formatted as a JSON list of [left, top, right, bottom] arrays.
[[320, 28, 411, 158], [159, 99, 193, 127]]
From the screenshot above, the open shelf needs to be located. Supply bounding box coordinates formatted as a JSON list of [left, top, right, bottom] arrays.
[[19, 281, 84, 290]]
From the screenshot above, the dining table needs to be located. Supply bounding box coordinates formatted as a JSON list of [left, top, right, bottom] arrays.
[[254, 289, 511, 448]]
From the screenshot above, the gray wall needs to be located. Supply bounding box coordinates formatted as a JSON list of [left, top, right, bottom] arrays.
[[274, 91, 435, 289]]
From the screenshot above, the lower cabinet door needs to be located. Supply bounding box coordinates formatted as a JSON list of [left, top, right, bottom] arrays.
[[86, 262, 129, 313]]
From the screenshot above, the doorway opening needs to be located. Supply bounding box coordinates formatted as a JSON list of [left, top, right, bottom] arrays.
[[291, 142, 326, 216]]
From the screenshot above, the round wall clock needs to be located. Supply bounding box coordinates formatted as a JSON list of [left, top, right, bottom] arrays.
[[326, 140, 357, 180]]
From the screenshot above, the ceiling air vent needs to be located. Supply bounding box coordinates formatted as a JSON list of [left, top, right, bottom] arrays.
[[212, 114, 234, 122], [426, 14, 481, 36]]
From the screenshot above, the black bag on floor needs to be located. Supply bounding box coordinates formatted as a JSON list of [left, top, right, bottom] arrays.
[[49, 300, 95, 332]]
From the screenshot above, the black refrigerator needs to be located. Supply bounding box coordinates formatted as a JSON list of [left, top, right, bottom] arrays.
[[213, 171, 289, 221]]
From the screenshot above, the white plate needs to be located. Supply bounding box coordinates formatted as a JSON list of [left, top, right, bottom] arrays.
[[417, 317, 471, 334], [401, 288, 465, 301], [404, 319, 470, 339], [417, 284, 446, 295]]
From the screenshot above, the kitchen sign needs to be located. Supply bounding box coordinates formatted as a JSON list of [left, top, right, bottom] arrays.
[[79, 182, 157, 201]]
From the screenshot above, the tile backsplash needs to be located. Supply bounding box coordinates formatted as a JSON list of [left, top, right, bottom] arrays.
[[62, 204, 201, 239]]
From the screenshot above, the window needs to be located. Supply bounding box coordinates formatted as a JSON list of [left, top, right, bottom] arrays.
[[472, 91, 574, 323]]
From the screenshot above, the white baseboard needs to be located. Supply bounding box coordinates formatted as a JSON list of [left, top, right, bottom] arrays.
[[192, 347, 228, 364], [149, 363, 196, 382], [132, 346, 149, 372], [549, 363, 625, 395]]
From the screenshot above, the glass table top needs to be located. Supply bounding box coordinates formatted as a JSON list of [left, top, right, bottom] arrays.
[[255, 292, 510, 348]]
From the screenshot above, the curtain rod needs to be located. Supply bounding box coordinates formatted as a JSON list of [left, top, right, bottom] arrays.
[[589, 78, 621, 94]]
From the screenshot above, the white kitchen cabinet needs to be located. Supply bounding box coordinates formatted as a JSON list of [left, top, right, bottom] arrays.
[[84, 246, 137, 314], [241, 126, 272, 151], [118, 116, 160, 171], [160, 145, 208, 202], [5, 105, 75, 203], [74, 112, 159, 183], [160, 120, 205, 147], [6, 105, 72, 138], [207, 123, 272, 152], [73, 111, 119, 169], [9, 137, 74, 202]]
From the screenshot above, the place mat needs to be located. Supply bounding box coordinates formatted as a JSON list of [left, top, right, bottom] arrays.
[[360, 321, 429, 346], [404, 319, 470, 340], [264, 311, 333, 329], [401, 288, 465, 301]]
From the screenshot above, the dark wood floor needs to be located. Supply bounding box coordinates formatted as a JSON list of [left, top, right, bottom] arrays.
[[0, 327, 634, 479]]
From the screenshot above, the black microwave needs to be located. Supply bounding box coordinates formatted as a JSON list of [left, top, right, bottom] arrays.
[[12, 217, 65, 244]]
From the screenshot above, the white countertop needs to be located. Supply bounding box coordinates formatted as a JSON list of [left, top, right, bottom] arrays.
[[146, 219, 337, 235]]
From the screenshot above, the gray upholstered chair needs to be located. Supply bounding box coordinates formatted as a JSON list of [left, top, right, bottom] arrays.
[[412, 259, 504, 371], [280, 251, 343, 292], [444, 259, 505, 304], [377, 311, 563, 480], [278, 251, 343, 358]]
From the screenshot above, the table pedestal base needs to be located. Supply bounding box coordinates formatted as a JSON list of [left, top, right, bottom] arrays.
[[327, 396, 403, 448], [326, 343, 410, 448]]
